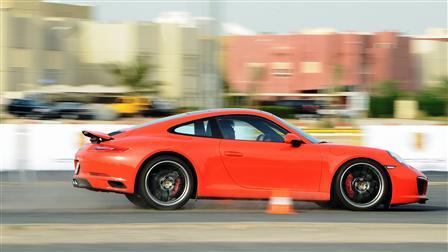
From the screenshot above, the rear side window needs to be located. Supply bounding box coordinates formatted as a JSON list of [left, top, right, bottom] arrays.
[[173, 119, 213, 137]]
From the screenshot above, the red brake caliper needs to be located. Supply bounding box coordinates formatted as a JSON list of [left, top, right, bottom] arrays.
[[171, 178, 181, 196], [345, 173, 355, 198]]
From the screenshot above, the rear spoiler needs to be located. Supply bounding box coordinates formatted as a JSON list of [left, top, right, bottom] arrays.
[[82, 130, 113, 144]]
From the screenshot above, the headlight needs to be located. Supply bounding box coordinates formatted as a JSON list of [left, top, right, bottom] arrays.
[[387, 151, 407, 165]]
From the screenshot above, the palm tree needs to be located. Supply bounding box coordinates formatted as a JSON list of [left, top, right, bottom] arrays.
[[105, 56, 158, 94]]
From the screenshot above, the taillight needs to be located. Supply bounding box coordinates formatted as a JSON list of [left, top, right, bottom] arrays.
[[93, 145, 128, 152], [74, 161, 80, 175]]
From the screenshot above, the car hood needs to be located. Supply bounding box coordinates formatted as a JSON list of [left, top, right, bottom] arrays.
[[320, 143, 389, 157]]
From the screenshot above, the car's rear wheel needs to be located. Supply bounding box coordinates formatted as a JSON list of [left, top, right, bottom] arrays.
[[334, 159, 389, 211], [125, 193, 151, 208], [137, 155, 194, 210]]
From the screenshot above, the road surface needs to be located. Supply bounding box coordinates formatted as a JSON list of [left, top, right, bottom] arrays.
[[1, 171, 447, 251]]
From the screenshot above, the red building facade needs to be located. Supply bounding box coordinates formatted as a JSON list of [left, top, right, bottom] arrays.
[[224, 31, 415, 94]]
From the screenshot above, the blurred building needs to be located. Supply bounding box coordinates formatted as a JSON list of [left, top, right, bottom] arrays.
[[0, 0, 90, 93], [224, 30, 416, 96], [411, 28, 448, 88], [1, 4, 221, 108], [2, 0, 445, 108], [77, 20, 203, 105], [77, 21, 158, 89], [76, 15, 220, 107]]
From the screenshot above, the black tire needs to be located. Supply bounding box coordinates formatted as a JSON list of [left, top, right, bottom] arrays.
[[125, 193, 151, 208], [137, 155, 195, 210], [334, 159, 389, 211]]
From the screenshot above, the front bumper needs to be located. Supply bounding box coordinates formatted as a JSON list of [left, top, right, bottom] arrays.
[[388, 164, 429, 205], [416, 176, 429, 204], [416, 176, 429, 195]]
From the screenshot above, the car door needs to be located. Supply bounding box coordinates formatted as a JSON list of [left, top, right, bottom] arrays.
[[217, 115, 322, 192]]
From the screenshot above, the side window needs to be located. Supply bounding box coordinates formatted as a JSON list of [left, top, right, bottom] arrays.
[[216, 116, 287, 143], [173, 119, 213, 137]]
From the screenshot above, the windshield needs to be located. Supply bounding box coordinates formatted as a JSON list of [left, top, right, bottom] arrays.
[[274, 115, 321, 143]]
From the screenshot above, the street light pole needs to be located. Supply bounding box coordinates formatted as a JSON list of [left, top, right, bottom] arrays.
[[199, 0, 222, 109]]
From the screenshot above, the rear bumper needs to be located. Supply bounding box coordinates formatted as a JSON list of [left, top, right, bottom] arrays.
[[72, 158, 133, 194], [73, 173, 130, 193], [73, 144, 137, 194], [72, 178, 92, 189]]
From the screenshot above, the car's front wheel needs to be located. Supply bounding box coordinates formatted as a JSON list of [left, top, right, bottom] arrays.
[[334, 159, 389, 211], [137, 155, 195, 210]]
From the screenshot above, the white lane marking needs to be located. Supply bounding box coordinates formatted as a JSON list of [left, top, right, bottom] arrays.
[[2, 222, 446, 245]]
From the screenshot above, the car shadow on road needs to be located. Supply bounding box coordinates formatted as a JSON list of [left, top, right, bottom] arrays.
[[383, 205, 448, 212]]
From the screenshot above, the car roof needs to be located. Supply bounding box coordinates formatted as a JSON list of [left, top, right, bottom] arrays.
[[183, 108, 265, 117], [173, 108, 275, 123], [129, 108, 272, 132]]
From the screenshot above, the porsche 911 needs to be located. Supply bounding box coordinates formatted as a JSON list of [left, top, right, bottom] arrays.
[[73, 109, 428, 210]]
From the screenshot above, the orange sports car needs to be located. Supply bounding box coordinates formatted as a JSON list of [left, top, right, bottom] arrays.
[[73, 109, 428, 210]]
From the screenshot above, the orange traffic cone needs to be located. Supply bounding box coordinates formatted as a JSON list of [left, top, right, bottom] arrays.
[[266, 190, 295, 214]]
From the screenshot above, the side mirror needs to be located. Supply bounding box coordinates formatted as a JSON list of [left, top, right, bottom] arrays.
[[284, 133, 304, 147]]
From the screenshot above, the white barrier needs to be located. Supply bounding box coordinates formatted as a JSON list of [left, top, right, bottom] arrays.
[[0, 124, 130, 171], [1, 124, 447, 172], [362, 125, 448, 172]]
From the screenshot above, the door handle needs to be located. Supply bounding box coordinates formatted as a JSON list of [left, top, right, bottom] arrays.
[[223, 151, 244, 157]]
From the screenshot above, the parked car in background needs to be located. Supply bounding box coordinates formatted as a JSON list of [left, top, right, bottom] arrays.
[[91, 95, 150, 117], [317, 92, 369, 118], [7, 99, 58, 119], [143, 99, 175, 117], [54, 102, 95, 120], [275, 99, 322, 116], [31, 105, 60, 119], [107, 96, 150, 117]]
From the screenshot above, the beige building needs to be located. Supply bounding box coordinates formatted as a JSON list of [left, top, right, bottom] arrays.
[[77, 21, 203, 106], [411, 29, 448, 88], [1, 0, 90, 93], [1, 0, 90, 18], [1, 2, 221, 107]]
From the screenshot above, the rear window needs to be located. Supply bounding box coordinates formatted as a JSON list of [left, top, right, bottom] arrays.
[[173, 119, 213, 137], [112, 109, 231, 136]]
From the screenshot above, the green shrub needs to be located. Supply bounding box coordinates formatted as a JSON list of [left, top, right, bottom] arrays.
[[369, 96, 395, 118], [417, 92, 447, 117], [369, 80, 406, 118], [258, 105, 294, 119]]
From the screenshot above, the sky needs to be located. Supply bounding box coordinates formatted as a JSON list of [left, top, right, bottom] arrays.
[[47, 0, 447, 35]]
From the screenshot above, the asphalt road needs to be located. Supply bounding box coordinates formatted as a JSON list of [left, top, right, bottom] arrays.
[[1, 171, 447, 252]]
